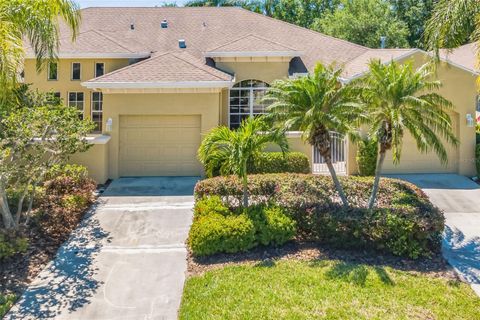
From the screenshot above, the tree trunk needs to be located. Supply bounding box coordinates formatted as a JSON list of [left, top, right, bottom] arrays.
[[15, 184, 30, 225], [0, 182, 15, 229], [242, 162, 249, 208], [325, 159, 349, 208], [368, 150, 386, 210]]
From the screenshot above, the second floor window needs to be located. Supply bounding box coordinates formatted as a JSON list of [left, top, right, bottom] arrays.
[[68, 92, 84, 119], [71, 62, 81, 80], [95, 63, 105, 77], [48, 62, 58, 80], [91, 92, 103, 132]]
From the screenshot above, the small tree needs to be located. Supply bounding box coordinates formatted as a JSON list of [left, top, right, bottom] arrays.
[[198, 116, 288, 207], [355, 60, 458, 209], [0, 92, 94, 229], [265, 63, 361, 207]]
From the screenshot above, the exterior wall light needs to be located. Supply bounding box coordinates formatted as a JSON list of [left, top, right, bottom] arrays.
[[106, 118, 113, 132], [466, 114, 475, 128]]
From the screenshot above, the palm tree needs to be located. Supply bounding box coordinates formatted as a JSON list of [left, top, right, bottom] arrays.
[[424, 0, 479, 56], [264, 63, 360, 207], [0, 0, 80, 104], [355, 60, 458, 209], [198, 116, 288, 207]]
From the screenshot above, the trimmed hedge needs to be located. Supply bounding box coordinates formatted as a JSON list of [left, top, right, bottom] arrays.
[[194, 174, 444, 259], [356, 137, 378, 176], [188, 213, 256, 256], [189, 196, 296, 256], [249, 152, 310, 174]]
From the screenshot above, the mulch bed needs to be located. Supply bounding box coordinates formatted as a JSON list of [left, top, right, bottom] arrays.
[[0, 227, 65, 298], [187, 241, 458, 281], [0, 180, 110, 300]]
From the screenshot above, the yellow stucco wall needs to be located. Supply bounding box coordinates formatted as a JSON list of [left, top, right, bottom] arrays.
[[70, 143, 109, 183], [23, 58, 130, 120], [103, 92, 222, 179], [348, 53, 477, 176]]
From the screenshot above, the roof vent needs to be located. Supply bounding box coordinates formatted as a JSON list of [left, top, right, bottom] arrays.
[[161, 19, 168, 28], [130, 22, 135, 30], [178, 39, 186, 49]]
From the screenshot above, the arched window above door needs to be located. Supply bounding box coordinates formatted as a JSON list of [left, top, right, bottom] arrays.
[[229, 80, 270, 129]]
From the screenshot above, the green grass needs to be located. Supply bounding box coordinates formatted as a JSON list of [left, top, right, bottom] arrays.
[[180, 260, 480, 320], [0, 294, 16, 318]]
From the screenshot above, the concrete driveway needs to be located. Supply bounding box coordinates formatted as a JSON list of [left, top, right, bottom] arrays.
[[390, 174, 480, 296], [7, 177, 198, 320]]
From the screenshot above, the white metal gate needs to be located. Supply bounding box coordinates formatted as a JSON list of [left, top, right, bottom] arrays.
[[312, 132, 346, 174]]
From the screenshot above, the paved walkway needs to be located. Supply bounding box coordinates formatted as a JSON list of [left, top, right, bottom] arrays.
[[390, 174, 480, 296], [7, 177, 198, 320]]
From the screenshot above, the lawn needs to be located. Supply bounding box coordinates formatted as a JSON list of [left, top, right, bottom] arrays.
[[180, 259, 480, 320]]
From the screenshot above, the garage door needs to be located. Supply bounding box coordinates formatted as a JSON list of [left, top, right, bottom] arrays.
[[382, 114, 459, 174], [119, 115, 201, 176]]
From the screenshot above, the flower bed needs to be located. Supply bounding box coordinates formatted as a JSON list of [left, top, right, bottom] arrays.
[[192, 174, 444, 258]]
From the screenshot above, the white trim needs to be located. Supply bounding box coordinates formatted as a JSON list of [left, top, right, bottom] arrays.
[[71, 62, 81, 81], [94, 62, 105, 78], [26, 52, 151, 59], [85, 135, 111, 145], [205, 51, 303, 58], [82, 80, 234, 89]]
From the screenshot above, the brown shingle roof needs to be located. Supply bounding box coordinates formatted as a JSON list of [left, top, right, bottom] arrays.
[[440, 43, 478, 72], [57, 7, 368, 70], [342, 49, 419, 79], [206, 34, 300, 56], [86, 51, 232, 86]]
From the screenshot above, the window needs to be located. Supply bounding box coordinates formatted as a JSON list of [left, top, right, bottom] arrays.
[[71, 62, 81, 80], [229, 80, 270, 129], [95, 62, 105, 77], [91, 92, 103, 132], [68, 92, 84, 119], [48, 62, 58, 80], [47, 92, 61, 104], [476, 96, 480, 112]]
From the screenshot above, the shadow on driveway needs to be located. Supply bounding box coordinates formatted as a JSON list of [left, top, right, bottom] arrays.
[[102, 176, 200, 197], [8, 205, 111, 319]]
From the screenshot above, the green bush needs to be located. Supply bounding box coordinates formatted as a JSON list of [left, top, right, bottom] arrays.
[[193, 196, 231, 218], [188, 213, 256, 256], [246, 205, 296, 246], [195, 174, 444, 259], [0, 294, 16, 318], [356, 137, 378, 176], [249, 152, 310, 174], [46, 164, 89, 183], [0, 232, 28, 260], [476, 144, 480, 177]]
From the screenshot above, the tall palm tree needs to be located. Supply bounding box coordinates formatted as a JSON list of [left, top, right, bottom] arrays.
[[198, 116, 288, 207], [424, 0, 480, 56], [264, 63, 360, 207], [355, 60, 458, 209], [0, 0, 80, 104]]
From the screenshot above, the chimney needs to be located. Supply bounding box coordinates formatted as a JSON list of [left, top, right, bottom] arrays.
[[380, 36, 387, 49], [161, 19, 168, 28], [179, 39, 186, 49]]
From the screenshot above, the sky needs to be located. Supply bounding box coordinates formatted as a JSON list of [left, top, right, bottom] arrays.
[[76, 0, 188, 8]]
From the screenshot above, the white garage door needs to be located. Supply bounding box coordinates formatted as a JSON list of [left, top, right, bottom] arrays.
[[119, 115, 201, 176], [382, 114, 459, 174]]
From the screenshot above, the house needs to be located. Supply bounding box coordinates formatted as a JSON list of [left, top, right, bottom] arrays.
[[23, 7, 478, 183]]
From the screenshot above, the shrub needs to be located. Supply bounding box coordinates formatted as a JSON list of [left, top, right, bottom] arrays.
[[249, 152, 310, 174], [356, 137, 378, 176], [193, 196, 231, 219], [195, 174, 444, 258], [0, 231, 28, 260], [46, 164, 89, 183], [245, 205, 296, 246], [188, 213, 256, 256], [35, 167, 96, 242]]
